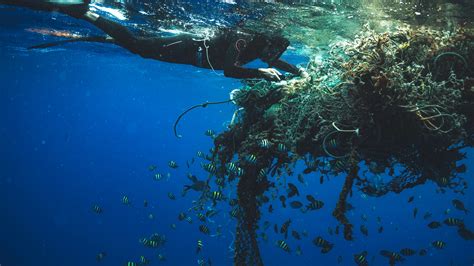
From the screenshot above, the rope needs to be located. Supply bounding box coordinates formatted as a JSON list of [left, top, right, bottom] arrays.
[[173, 99, 233, 138]]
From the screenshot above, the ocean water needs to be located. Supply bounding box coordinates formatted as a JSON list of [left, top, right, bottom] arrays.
[[0, 1, 473, 266]]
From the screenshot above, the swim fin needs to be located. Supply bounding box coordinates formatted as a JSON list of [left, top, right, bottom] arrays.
[[1, 0, 90, 18], [28, 36, 113, 50]]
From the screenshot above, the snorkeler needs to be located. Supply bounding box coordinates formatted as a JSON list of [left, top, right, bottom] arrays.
[[1, 0, 306, 81]]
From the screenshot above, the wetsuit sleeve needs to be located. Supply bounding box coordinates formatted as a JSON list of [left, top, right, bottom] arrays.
[[268, 59, 300, 75], [223, 45, 263, 79]]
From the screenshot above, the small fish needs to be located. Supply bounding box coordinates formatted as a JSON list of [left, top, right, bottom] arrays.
[[153, 173, 163, 181], [92, 204, 103, 214], [319, 175, 324, 184], [168, 161, 178, 169], [297, 174, 306, 185], [205, 209, 219, 218], [229, 198, 238, 206], [178, 212, 187, 221], [280, 219, 291, 239], [274, 224, 278, 233], [306, 200, 324, 210], [428, 221, 442, 229], [353, 251, 368, 266], [197, 151, 205, 158], [230, 207, 240, 218], [407, 196, 414, 203], [246, 154, 257, 164], [157, 254, 166, 261], [413, 207, 418, 218], [287, 183, 300, 198], [196, 239, 204, 253], [226, 162, 238, 173], [452, 199, 469, 214], [125, 261, 137, 266], [376, 216, 381, 223], [139, 255, 150, 265], [201, 162, 217, 174], [432, 240, 446, 249], [277, 143, 288, 152], [197, 213, 206, 222], [96, 252, 106, 262], [312, 236, 331, 248], [268, 204, 274, 213], [444, 208, 451, 215], [378, 226, 383, 233], [259, 139, 271, 149], [360, 225, 368, 236], [148, 165, 157, 171], [295, 245, 302, 256], [167, 192, 176, 200], [423, 212, 432, 220], [361, 214, 368, 221], [400, 248, 416, 256], [290, 201, 303, 209], [143, 200, 148, 207], [337, 255, 343, 264], [444, 217, 464, 227], [380, 250, 403, 263], [276, 240, 290, 252], [205, 129, 215, 137], [279, 195, 287, 208], [457, 226, 474, 240], [199, 224, 210, 235], [419, 249, 427, 256], [306, 195, 317, 203], [170, 223, 176, 230], [211, 191, 224, 201], [291, 230, 301, 240], [185, 216, 193, 224], [257, 168, 267, 181], [335, 225, 340, 235], [122, 196, 130, 205], [261, 232, 268, 242]]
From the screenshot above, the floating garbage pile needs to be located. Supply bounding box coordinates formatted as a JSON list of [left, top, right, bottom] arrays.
[[210, 25, 473, 265]]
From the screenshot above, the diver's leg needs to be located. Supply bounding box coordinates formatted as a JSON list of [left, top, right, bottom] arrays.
[[81, 11, 138, 48]]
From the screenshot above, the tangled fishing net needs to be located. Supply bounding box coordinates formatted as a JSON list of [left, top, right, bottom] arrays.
[[208, 24, 473, 265]]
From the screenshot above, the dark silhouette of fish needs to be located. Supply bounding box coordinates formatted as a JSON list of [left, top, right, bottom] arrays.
[[452, 199, 469, 214]]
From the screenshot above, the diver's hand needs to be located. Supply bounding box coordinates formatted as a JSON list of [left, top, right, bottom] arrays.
[[258, 68, 282, 81]]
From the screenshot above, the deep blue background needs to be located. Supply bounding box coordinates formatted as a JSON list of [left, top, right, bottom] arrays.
[[1, 4, 473, 266]]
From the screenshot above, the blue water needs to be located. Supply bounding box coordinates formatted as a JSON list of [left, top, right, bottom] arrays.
[[1, 2, 473, 266]]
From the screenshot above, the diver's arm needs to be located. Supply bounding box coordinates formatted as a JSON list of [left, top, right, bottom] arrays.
[[268, 59, 300, 75], [223, 46, 264, 79]]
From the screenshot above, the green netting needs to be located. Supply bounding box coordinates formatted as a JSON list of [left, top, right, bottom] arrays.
[[211, 24, 473, 265]]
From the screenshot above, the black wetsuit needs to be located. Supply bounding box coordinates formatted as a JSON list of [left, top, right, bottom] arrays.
[[92, 17, 299, 79]]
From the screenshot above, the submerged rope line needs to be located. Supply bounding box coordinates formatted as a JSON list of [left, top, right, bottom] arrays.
[[173, 99, 233, 138]]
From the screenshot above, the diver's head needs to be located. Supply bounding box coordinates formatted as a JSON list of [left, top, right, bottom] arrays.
[[260, 35, 290, 63]]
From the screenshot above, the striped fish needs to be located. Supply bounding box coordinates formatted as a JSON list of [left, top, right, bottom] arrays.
[[276, 240, 290, 252], [196, 239, 204, 253], [122, 196, 130, 205], [246, 154, 257, 164], [92, 204, 102, 214], [432, 240, 446, 249], [199, 224, 210, 235], [277, 143, 288, 152], [168, 160, 178, 169], [202, 163, 217, 174], [259, 139, 271, 149]]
